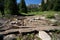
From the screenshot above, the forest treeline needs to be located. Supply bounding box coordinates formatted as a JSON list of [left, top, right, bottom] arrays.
[[41, 0, 60, 11], [0, 0, 60, 16]]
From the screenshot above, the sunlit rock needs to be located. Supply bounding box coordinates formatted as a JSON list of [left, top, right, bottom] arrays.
[[38, 31, 51, 40], [40, 16, 46, 20]]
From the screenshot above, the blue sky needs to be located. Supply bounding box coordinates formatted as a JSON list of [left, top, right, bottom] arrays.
[[17, 0, 41, 5]]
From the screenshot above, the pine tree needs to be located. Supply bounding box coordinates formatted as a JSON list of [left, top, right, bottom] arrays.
[[10, 0, 18, 15], [46, 0, 60, 11], [53, 0, 60, 11], [41, 0, 45, 11], [46, 0, 54, 10], [45, 0, 49, 11], [4, 0, 19, 15], [19, 0, 27, 13], [0, 0, 4, 16], [4, 0, 11, 15], [41, 0, 60, 11], [41, 0, 47, 11]]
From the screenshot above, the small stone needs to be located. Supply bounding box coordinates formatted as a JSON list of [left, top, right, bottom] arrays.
[[10, 21, 17, 24], [13, 18, 18, 21], [34, 17, 40, 20], [49, 32, 52, 35]]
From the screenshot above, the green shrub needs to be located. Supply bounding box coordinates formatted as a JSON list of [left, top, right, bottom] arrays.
[[46, 15, 55, 19], [16, 33, 42, 40]]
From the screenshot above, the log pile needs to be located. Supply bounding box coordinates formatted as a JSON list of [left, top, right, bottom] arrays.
[[0, 16, 60, 35]]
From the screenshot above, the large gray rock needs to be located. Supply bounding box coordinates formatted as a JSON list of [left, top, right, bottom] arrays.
[[4, 34, 16, 40], [54, 14, 60, 21], [38, 31, 51, 40], [0, 20, 6, 26], [49, 19, 57, 23]]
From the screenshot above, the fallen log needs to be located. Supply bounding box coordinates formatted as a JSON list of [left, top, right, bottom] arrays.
[[0, 28, 36, 35], [36, 26, 60, 31], [0, 26, 60, 35], [0, 25, 36, 31], [12, 24, 36, 28]]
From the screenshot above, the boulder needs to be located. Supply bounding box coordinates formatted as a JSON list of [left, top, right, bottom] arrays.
[[4, 34, 16, 40], [38, 31, 51, 40], [0, 20, 6, 26], [0, 20, 6, 24], [10, 21, 17, 24], [54, 14, 60, 21], [49, 19, 57, 23], [49, 19, 58, 26]]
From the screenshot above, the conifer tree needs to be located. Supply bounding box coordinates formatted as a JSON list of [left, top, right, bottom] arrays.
[[41, 0, 47, 11], [0, 0, 4, 16], [41, 0, 45, 11], [53, 0, 60, 11], [49, 0, 55, 10], [4, 0, 11, 15], [19, 0, 27, 13], [4, 0, 18, 15], [10, 0, 18, 15]]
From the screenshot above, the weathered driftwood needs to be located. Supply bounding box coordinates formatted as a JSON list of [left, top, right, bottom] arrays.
[[0, 26, 60, 35], [12, 24, 36, 28], [0, 25, 36, 31]]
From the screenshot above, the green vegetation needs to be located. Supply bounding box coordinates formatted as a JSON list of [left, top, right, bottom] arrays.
[[51, 30, 60, 40], [0, 0, 60, 16], [26, 11, 60, 15], [16, 34, 42, 40]]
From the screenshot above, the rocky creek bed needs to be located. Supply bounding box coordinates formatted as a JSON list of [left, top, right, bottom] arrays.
[[0, 15, 60, 40]]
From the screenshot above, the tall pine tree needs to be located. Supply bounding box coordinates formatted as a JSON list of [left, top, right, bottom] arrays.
[[41, 0, 45, 11], [0, 0, 4, 16], [41, 0, 48, 11], [46, 0, 54, 10], [4, 0, 19, 15], [4, 0, 11, 15], [53, 0, 60, 11], [10, 0, 18, 15], [19, 0, 27, 13]]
